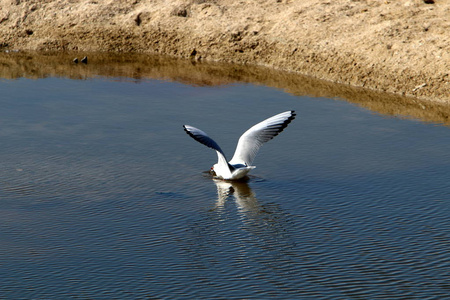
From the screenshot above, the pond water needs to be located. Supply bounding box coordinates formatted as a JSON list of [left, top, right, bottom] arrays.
[[0, 54, 449, 299]]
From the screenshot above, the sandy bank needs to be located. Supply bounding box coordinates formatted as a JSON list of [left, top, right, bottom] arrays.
[[0, 0, 448, 103]]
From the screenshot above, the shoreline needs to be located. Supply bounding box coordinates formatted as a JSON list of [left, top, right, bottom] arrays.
[[0, 0, 448, 103], [1, 51, 449, 125]]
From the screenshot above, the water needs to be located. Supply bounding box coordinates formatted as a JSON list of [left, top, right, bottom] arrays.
[[0, 57, 449, 299]]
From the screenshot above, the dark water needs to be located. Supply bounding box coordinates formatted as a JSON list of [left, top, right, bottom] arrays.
[[0, 76, 449, 299]]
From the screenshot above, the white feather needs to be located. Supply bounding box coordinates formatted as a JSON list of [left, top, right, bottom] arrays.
[[183, 111, 296, 180], [229, 111, 296, 166]]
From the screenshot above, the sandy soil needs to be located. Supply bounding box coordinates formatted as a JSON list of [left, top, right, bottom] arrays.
[[0, 0, 448, 103]]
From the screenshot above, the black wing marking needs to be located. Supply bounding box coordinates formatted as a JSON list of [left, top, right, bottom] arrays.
[[183, 125, 225, 156]]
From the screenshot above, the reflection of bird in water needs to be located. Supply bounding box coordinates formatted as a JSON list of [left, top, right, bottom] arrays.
[[212, 179, 296, 252], [187, 179, 298, 282], [183, 111, 296, 180], [213, 178, 260, 213]]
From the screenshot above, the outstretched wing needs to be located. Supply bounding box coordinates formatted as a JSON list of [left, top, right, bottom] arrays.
[[183, 125, 225, 156], [229, 110, 296, 166], [183, 125, 233, 178]]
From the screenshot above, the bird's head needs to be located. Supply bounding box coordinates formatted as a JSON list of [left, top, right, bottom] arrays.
[[210, 164, 218, 176]]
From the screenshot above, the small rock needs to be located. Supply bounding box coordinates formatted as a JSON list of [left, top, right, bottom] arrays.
[[423, 0, 435, 4], [135, 13, 142, 26], [172, 7, 188, 17], [81, 56, 88, 64], [73, 58, 79, 64]]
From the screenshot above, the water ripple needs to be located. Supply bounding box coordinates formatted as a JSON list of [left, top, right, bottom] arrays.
[[1, 77, 449, 299]]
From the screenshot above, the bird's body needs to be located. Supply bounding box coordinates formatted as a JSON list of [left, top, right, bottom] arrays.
[[183, 110, 296, 180]]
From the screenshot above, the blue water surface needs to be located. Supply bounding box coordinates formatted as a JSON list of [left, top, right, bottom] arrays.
[[0, 77, 449, 299]]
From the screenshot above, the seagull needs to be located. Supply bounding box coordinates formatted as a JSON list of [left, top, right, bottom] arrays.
[[183, 110, 296, 180]]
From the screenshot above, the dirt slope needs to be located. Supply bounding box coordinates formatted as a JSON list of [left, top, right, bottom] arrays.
[[0, 0, 448, 103]]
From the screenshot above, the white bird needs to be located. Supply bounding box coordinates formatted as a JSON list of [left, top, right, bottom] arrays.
[[183, 110, 296, 180]]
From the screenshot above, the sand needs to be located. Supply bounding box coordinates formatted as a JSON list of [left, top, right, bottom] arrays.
[[0, 0, 448, 103]]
